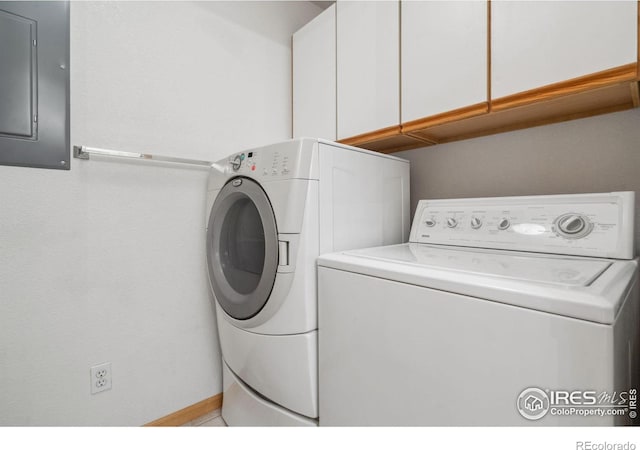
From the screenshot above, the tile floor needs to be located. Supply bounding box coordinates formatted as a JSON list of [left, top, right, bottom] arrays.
[[182, 409, 226, 427]]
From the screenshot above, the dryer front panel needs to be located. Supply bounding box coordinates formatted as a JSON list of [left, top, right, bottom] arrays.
[[207, 177, 278, 320]]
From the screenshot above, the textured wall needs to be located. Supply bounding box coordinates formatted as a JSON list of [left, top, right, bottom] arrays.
[[396, 108, 640, 254], [0, 1, 321, 425]]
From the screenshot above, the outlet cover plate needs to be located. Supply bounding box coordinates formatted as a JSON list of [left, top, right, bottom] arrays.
[[90, 362, 112, 394]]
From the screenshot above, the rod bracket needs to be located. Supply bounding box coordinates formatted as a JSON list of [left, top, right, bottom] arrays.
[[73, 146, 90, 160]]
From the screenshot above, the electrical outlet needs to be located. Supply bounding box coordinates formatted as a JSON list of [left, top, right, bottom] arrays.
[[90, 362, 112, 394]]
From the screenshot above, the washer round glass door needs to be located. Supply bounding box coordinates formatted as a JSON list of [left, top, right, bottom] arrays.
[[206, 177, 278, 320]]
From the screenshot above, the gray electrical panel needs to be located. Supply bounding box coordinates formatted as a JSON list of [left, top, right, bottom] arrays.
[[0, 1, 69, 170]]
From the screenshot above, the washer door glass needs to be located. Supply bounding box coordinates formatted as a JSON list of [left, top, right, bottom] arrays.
[[206, 177, 278, 320]]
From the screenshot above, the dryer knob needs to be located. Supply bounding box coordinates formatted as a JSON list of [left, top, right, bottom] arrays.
[[446, 217, 458, 228], [230, 155, 242, 171]]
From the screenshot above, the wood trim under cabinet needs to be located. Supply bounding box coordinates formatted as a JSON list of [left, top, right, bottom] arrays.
[[339, 64, 638, 154], [338, 124, 403, 146], [144, 393, 223, 427], [631, 82, 640, 107], [340, 130, 434, 153], [401, 80, 638, 148], [338, 124, 434, 153], [402, 102, 489, 133], [492, 63, 638, 111]]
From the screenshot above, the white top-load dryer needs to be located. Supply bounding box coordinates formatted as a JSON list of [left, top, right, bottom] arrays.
[[205, 138, 409, 425], [318, 192, 638, 426]]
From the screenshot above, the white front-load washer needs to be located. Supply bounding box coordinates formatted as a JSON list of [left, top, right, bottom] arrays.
[[205, 138, 410, 425], [318, 191, 638, 426]]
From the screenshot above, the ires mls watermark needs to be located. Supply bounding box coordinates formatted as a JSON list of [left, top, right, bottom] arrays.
[[516, 387, 638, 421]]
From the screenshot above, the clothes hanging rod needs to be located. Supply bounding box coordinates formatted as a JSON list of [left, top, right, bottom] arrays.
[[73, 145, 214, 168]]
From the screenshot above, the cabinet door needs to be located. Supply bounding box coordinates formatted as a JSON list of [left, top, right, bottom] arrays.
[[337, 0, 399, 140], [402, 1, 487, 123], [292, 4, 336, 140], [492, 0, 637, 100]]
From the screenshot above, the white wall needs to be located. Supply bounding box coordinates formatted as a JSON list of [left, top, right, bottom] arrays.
[[396, 108, 640, 254], [0, 1, 321, 426]]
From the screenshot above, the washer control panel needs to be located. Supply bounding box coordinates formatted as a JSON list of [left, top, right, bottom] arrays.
[[409, 192, 635, 259]]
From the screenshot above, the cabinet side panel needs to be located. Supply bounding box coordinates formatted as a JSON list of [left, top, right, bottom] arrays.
[[318, 144, 409, 254], [293, 5, 336, 140]]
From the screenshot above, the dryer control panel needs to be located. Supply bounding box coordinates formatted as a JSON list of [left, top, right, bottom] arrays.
[[225, 140, 311, 181], [409, 192, 635, 259], [228, 150, 263, 175]]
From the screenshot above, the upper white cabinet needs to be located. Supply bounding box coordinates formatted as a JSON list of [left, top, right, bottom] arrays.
[[292, 1, 639, 153], [292, 4, 336, 140], [492, 1, 638, 99], [401, 1, 487, 123], [337, 0, 400, 139]]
